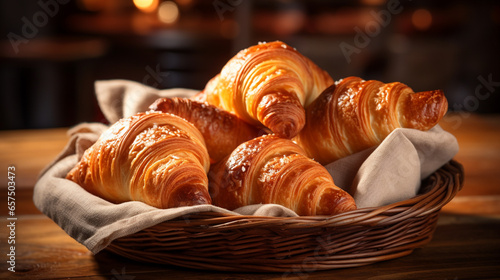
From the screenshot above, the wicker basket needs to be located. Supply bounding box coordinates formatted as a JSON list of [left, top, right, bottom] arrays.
[[106, 160, 464, 272]]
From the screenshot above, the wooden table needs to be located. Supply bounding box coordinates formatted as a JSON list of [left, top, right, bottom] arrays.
[[0, 113, 499, 279]]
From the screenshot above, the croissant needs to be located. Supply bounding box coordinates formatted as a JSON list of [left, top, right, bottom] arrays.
[[196, 41, 333, 139], [209, 134, 356, 216], [66, 111, 212, 208], [293, 76, 449, 165], [149, 97, 263, 163]]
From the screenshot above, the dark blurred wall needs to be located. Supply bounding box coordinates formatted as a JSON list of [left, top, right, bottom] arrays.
[[1, 0, 499, 130]]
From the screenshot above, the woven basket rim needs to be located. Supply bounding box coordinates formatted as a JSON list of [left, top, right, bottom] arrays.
[[106, 160, 464, 272], [148, 160, 464, 227]]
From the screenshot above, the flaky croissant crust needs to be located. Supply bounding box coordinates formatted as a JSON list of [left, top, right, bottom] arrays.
[[66, 111, 212, 209], [199, 41, 333, 138], [149, 97, 262, 163], [294, 76, 448, 164], [209, 134, 356, 216]]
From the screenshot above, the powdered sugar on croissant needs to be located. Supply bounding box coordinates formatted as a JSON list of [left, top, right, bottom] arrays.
[[209, 134, 356, 216], [149, 97, 262, 163], [66, 111, 212, 208], [198, 41, 333, 139], [294, 77, 448, 165]]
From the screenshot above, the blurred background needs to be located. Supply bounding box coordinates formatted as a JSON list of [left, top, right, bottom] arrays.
[[0, 0, 499, 130]]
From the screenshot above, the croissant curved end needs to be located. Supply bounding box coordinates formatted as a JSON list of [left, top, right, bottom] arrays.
[[316, 188, 357, 216], [167, 184, 212, 208], [401, 89, 448, 130], [257, 92, 306, 139]]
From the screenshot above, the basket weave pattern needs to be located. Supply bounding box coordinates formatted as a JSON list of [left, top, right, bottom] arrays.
[[107, 160, 464, 272]]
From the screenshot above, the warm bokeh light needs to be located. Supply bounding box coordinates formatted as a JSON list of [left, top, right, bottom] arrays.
[[133, 0, 159, 13], [158, 1, 179, 24], [412, 8, 433, 31], [361, 0, 386, 6], [273, 9, 306, 36]]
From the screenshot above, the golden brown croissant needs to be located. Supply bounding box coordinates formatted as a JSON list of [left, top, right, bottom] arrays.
[[196, 41, 333, 139], [209, 134, 356, 216], [294, 76, 449, 165], [149, 97, 263, 163], [66, 111, 212, 208]]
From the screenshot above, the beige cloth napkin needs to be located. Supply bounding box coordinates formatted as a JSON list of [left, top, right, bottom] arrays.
[[33, 80, 458, 254]]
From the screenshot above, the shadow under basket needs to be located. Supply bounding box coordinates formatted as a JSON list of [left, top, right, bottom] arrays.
[[106, 160, 464, 272]]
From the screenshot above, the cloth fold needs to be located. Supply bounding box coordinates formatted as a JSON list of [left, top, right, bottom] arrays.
[[33, 79, 459, 254]]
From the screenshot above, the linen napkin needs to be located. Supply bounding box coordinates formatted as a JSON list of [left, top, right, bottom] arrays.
[[33, 80, 458, 254]]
